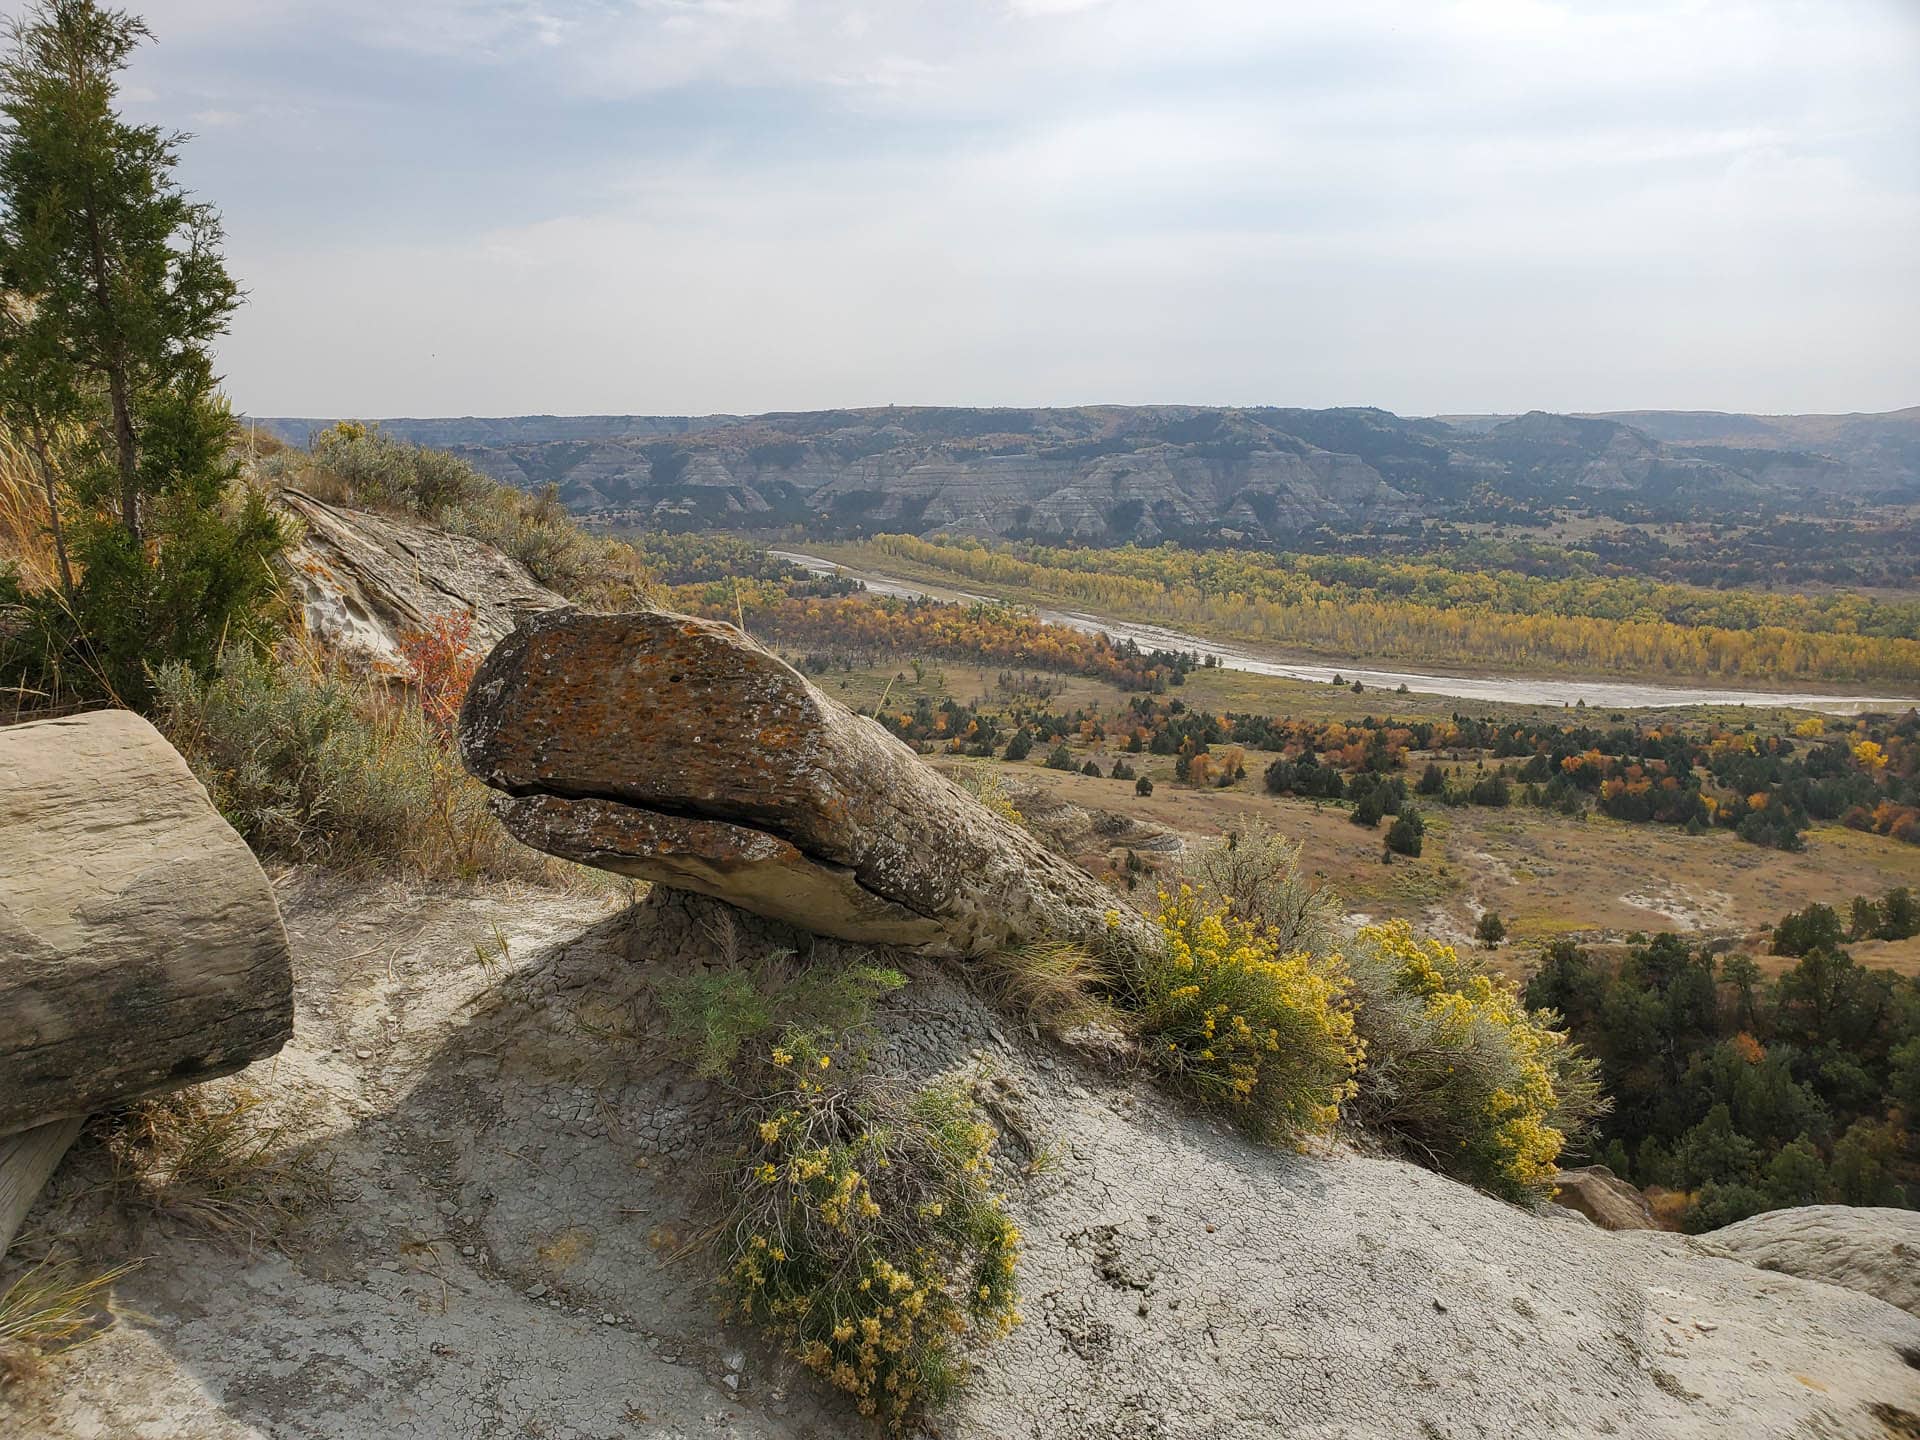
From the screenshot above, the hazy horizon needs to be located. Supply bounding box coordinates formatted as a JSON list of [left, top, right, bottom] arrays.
[[100, 1, 1920, 419], [248, 399, 1917, 424]]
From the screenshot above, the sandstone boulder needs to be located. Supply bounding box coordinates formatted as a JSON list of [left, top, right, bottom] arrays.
[[1700, 1205, 1920, 1317], [0, 710, 294, 1251], [1553, 1164, 1657, 1230], [276, 486, 566, 675], [458, 606, 1160, 960]]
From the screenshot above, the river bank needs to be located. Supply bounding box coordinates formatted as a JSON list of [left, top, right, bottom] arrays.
[[771, 549, 1918, 717]]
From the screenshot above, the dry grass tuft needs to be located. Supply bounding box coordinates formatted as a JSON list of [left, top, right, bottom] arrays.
[[0, 1257, 141, 1387], [0, 429, 59, 592], [978, 940, 1120, 1032], [93, 1083, 333, 1245]]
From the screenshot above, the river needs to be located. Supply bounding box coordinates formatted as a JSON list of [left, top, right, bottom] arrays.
[[770, 550, 1917, 717]]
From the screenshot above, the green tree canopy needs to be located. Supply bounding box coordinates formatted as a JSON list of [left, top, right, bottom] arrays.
[[0, 0, 282, 705]]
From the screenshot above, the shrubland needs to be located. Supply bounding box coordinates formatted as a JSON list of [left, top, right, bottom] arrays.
[[150, 649, 561, 882], [258, 422, 654, 608], [650, 839, 1611, 1432]]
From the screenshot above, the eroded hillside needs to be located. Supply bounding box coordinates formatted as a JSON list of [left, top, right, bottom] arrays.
[[9, 876, 1920, 1440], [254, 404, 1920, 543]]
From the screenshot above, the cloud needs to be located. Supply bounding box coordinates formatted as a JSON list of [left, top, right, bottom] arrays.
[[114, 0, 1920, 414]]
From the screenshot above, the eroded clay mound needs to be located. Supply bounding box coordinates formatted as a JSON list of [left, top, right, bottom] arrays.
[[1696, 1205, 1920, 1318]]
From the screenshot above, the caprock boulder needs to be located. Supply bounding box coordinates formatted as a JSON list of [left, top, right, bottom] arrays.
[[457, 604, 1159, 961]]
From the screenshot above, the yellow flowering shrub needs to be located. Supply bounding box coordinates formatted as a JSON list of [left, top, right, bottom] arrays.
[[720, 1034, 1019, 1432], [1131, 885, 1363, 1143], [1344, 921, 1604, 1201]]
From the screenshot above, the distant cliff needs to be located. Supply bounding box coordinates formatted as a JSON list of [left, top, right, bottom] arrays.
[[255, 404, 1920, 543]]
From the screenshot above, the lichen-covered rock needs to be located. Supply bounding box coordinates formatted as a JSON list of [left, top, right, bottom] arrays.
[[458, 606, 1158, 960], [1699, 1205, 1920, 1317]]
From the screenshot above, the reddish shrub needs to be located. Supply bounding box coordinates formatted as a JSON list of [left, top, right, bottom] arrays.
[[398, 612, 479, 736]]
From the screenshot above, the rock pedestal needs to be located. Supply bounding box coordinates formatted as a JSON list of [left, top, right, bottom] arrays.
[[459, 607, 1157, 961]]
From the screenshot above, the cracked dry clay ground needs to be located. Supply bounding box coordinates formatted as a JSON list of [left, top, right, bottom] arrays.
[[5, 872, 1920, 1440]]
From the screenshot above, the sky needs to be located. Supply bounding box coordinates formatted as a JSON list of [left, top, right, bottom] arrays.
[[71, 0, 1920, 418]]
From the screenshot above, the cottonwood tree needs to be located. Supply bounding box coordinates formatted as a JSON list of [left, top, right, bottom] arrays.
[[0, 0, 282, 704]]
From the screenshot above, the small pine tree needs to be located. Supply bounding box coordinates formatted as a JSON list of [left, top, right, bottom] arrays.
[[1877, 886, 1918, 941], [1475, 912, 1507, 948], [1762, 1135, 1829, 1209]]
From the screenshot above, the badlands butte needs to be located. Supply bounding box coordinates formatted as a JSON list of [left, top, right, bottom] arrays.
[[257, 403, 1920, 541]]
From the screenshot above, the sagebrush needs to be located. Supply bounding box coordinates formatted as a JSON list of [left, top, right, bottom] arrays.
[[151, 649, 560, 882]]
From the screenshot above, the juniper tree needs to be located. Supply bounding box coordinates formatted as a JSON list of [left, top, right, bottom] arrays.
[[0, 0, 282, 704]]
